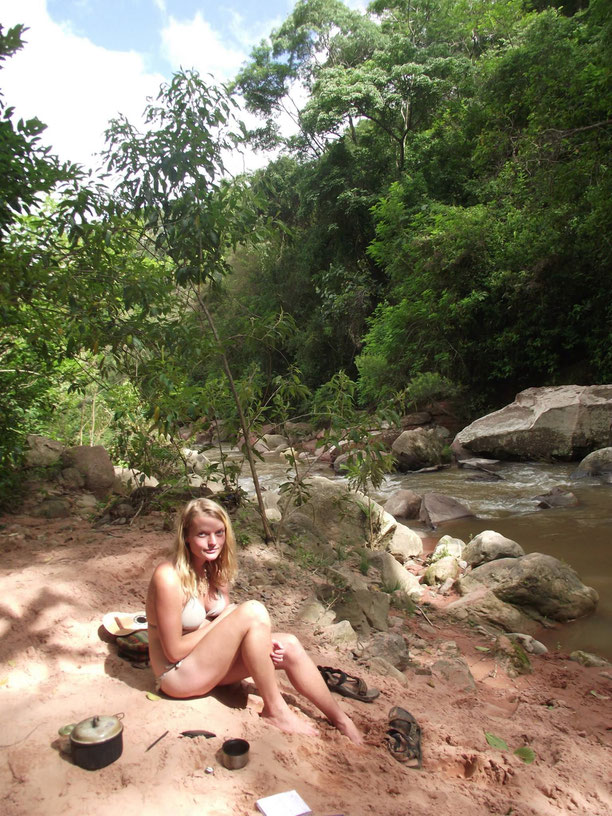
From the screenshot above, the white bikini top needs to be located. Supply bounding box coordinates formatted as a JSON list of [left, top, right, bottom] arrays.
[[181, 593, 226, 630]]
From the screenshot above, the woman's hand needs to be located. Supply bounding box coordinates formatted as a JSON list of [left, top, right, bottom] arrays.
[[270, 639, 285, 666]]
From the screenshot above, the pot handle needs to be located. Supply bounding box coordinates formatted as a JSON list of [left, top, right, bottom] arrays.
[[114, 712, 125, 721], [58, 723, 76, 736]]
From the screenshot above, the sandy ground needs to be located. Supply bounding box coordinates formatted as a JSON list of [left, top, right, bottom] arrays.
[[1, 507, 611, 816]]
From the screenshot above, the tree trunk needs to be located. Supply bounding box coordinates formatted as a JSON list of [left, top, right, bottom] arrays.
[[194, 290, 274, 543]]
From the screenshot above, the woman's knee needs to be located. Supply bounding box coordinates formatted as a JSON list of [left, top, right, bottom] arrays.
[[279, 633, 303, 660], [238, 599, 270, 625]]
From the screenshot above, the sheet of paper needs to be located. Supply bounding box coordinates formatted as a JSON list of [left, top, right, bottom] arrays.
[[255, 789, 312, 816]]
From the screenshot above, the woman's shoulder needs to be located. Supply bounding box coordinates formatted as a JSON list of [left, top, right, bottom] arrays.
[[151, 559, 180, 586]]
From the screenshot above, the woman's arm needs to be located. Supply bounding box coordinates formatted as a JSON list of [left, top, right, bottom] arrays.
[[218, 583, 231, 607], [152, 563, 213, 663]]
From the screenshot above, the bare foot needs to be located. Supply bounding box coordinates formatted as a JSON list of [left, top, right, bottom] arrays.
[[261, 705, 318, 736], [333, 712, 364, 746]]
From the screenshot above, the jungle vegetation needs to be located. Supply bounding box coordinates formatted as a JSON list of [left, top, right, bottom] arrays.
[[1, 0, 610, 507]]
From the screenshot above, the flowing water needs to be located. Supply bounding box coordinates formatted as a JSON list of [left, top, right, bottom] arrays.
[[235, 455, 611, 660], [376, 463, 612, 660]]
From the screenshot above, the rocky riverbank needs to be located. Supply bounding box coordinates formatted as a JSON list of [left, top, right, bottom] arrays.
[[1, 503, 610, 816]]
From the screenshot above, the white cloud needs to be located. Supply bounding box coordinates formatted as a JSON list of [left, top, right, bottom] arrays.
[[0, 1, 304, 178], [160, 12, 246, 83], [2, 0, 164, 171], [225, 7, 283, 53], [157, 9, 294, 176]]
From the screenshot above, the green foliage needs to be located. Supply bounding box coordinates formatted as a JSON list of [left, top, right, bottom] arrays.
[[4, 0, 611, 511], [30, 359, 139, 448], [228, 137, 389, 387], [401, 372, 460, 410], [513, 746, 536, 764], [358, 549, 370, 575], [357, 7, 612, 403], [380, 578, 402, 594], [292, 544, 331, 570], [0, 25, 99, 499], [103, 70, 249, 286], [0, 25, 80, 238], [485, 731, 537, 764], [485, 732, 509, 751], [312, 370, 358, 425], [344, 444, 394, 495]]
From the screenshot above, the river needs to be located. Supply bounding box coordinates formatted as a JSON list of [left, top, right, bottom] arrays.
[[236, 455, 611, 660]]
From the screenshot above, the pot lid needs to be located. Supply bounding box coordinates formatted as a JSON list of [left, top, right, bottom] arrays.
[[71, 714, 123, 744]]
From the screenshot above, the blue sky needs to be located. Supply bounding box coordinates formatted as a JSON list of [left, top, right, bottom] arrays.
[[45, 0, 291, 71], [0, 0, 317, 174], [44, 0, 294, 75]]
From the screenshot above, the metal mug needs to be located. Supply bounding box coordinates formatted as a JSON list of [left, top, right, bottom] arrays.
[[220, 738, 250, 770]]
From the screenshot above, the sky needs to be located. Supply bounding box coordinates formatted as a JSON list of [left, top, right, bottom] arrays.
[[0, 0, 326, 176]]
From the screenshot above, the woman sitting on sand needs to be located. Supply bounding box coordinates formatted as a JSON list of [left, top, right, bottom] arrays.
[[145, 497, 362, 744]]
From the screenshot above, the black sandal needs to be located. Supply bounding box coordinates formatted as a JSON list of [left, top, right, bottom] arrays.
[[385, 706, 422, 768], [317, 666, 380, 702]]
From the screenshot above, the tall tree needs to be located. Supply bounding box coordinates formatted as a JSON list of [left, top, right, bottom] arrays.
[[358, 5, 612, 405], [0, 24, 96, 499], [103, 71, 276, 538]]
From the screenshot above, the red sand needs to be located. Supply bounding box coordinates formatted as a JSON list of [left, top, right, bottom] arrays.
[[1, 510, 610, 816]]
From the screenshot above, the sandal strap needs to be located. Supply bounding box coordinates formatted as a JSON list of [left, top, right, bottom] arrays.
[[318, 666, 347, 684], [386, 729, 422, 767], [388, 717, 420, 736], [318, 665, 373, 698], [343, 672, 367, 693]]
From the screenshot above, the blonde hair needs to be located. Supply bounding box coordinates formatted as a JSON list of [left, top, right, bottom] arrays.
[[173, 498, 237, 598]]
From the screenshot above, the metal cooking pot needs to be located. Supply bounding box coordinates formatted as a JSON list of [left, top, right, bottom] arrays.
[[61, 713, 124, 770]]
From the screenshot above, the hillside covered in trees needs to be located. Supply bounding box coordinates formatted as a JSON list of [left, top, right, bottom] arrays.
[[1, 0, 611, 503]]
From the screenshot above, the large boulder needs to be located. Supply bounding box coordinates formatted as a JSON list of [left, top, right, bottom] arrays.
[[60, 467, 86, 489], [431, 535, 464, 561], [384, 489, 422, 519], [572, 447, 612, 483], [24, 435, 64, 468], [493, 635, 532, 677], [181, 448, 210, 476], [297, 597, 337, 627], [385, 522, 423, 561], [322, 620, 358, 646], [401, 411, 432, 427], [363, 632, 411, 671], [113, 467, 159, 494], [254, 433, 290, 453], [423, 555, 461, 586], [34, 498, 71, 518], [324, 587, 390, 635], [419, 492, 474, 527], [461, 552, 598, 621], [368, 551, 424, 601], [431, 658, 476, 692], [279, 476, 423, 557], [463, 530, 524, 567], [283, 421, 316, 445], [280, 476, 364, 543], [61, 445, 115, 499], [453, 385, 612, 461], [446, 585, 539, 634], [391, 427, 450, 471]]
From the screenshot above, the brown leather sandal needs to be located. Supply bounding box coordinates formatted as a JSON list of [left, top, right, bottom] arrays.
[[317, 666, 380, 702], [385, 706, 422, 768]]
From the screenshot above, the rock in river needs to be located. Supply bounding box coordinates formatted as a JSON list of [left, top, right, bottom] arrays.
[[461, 552, 598, 621], [453, 385, 612, 461]]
